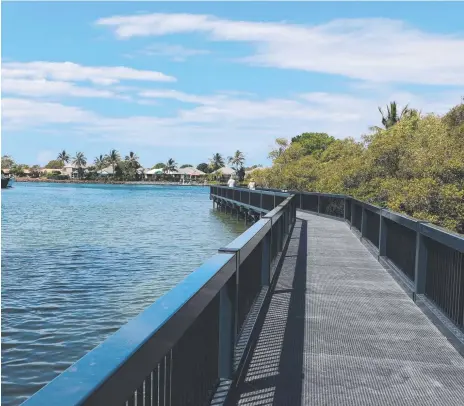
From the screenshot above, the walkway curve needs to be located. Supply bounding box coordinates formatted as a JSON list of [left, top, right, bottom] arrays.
[[227, 211, 464, 405]]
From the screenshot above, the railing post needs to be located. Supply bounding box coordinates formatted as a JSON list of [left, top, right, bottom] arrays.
[[350, 199, 354, 229], [299, 193, 302, 210], [273, 193, 276, 209], [343, 197, 346, 220], [218, 268, 236, 379], [260, 191, 263, 209], [361, 204, 367, 239], [378, 209, 387, 259], [414, 224, 428, 296], [317, 194, 320, 213], [261, 232, 271, 286]]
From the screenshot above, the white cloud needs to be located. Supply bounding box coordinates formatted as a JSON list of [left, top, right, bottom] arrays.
[[130, 43, 210, 62], [2, 98, 97, 129], [139, 89, 221, 105], [97, 13, 464, 85], [4, 87, 462, 157], [2, 78, 117, 98], [2, 61, 176, 85]]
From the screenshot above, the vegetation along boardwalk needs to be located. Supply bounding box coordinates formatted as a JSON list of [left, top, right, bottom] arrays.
[[22, 186, 463, 406]]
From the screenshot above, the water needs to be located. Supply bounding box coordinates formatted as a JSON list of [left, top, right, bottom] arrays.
[[1, 182, 247, 405]]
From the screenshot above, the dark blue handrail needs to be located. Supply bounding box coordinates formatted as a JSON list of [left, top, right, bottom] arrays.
[[22, 186, 297, 405]]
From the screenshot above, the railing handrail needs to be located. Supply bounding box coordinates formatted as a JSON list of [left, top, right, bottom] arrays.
[[23, 186, 297, 405], [22, 253, 237, 405], [213, 184, 463, 243]]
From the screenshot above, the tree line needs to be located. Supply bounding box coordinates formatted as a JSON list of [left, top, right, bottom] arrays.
[[250, 102, 464, 234], [1, 149, 249, 181]]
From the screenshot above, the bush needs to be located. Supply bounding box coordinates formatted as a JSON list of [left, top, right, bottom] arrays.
[[254, 106, 464, 234], [46, 173, 70, 180]]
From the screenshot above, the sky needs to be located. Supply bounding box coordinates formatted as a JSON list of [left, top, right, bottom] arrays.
[[2, 1, 464, 168]]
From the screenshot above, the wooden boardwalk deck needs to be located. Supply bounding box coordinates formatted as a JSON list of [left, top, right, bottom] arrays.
[[227, 212, 464, 405]]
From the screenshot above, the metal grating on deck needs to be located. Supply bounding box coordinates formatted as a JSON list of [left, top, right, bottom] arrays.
[[227, 213, 464, 405]]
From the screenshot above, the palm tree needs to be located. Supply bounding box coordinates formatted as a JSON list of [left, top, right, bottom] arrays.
[[125, 151, 140, 168], [372, 101, 410, 131], [105, 149, 120, 176], [72, 152, 87, 179], [124, 151, 141, 181], [164, 158, 177, 174], [209, 153, 225, 171], [228, 150, 246, 181], [94, 154, 107, 171], [57, 150, 70, 164], [228, 150, 245, 169]]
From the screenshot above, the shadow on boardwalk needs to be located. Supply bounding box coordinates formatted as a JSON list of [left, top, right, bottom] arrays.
[[227, 219, 307, 406]]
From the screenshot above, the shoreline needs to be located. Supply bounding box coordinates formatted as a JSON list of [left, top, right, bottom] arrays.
[[13, 177, 213, 186]]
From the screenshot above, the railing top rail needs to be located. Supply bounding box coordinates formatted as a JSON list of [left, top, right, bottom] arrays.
[[214, 185, 290, 197], [263, 196, 294, 221], [219, 218, 271, 263], [212, 185, 463, 253], [363, 201, 382, 214], [420, 222, 464, 253], [22, 253, 236, 406], [381, 209, 423, 231], [301, 191, 346, 198]]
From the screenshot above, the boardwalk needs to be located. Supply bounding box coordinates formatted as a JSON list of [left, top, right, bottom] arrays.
[[228, 212, 464, 405]]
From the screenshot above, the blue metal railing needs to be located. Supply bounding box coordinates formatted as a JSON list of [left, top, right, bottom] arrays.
[[266, 188, 464, 333], [22, 187, 296, 405]]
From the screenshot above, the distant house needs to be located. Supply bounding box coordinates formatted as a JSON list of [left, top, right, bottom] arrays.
[[211, 166, 236, 181], [40, 168, 63, 176], [245, 167, 267, 177], [145, 168, 164, 179], [97, 165, 115, 177], [62, 164, 88, 179]]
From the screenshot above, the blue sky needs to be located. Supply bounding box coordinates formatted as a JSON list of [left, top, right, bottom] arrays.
[[2, 2, 464, 168]]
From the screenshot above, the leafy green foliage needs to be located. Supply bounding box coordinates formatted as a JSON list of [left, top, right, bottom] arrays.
[[375, 101, 411, 130], [72, 152, 87, 179], [196, 163, 210, 173], [57, 150, 70, 164], [291, 132, 335, 157], [1, 155, 15, 169], [46, 173, 70, 180], [252, 106, 464, 233], [164, 158, 177, 173], [45, 159, 64, 169], [228, 150, 246, 180], [209, 153, 225, 171], [268, 138, 289, 162], [10, 164, 28, 177], [30, 165, 42, 178], [180, 164, 193, 168]]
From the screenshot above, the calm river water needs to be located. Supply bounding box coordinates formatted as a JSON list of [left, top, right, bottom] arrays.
[[1, 182, 247, 405]]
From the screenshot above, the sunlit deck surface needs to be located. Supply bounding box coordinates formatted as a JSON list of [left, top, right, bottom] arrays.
[[227, 212, 464, 406]]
